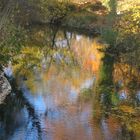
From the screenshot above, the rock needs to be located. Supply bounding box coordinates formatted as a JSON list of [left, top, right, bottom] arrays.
[[0, 71, 11, 104]]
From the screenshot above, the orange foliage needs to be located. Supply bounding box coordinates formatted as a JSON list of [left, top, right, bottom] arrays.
[[72, 39, 103, 73]]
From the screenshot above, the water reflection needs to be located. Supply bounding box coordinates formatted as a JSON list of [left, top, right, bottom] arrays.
[[0, 88, 43, 140], [0, 25, 140, 140], [0, 26, 97, 140], [94, 44, 140, 139]]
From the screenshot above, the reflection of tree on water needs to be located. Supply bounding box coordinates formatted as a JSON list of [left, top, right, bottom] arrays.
[[2, 22, 140, 139], [13, 25, 80, 81], [98, 54, 114, 110], [92, 113, 137, 140], [0, 77, 43, 140], [93, 45, 140, 139], [0, 26, 97, 139]]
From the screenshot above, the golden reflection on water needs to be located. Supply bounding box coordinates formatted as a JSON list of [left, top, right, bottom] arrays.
[[11, 28, 140, 139], [71, 38, 103, 73], [13, 32, 103, 93], [2, 26, 140, 140], [11, 31, 107, 140]]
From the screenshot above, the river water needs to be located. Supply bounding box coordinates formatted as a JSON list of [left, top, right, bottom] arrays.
[[0, 26, 140, 140]]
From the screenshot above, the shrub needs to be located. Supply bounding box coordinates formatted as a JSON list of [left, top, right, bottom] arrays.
[[63, 11, 97, 28]]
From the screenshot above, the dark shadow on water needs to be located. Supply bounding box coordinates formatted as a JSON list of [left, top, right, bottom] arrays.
[[0, 77, 43, 140]]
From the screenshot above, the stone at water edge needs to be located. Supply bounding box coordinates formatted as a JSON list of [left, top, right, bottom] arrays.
[[0, 71, 11, 104]]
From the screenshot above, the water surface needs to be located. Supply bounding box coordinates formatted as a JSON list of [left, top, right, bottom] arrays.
[[0, 26, 140, 140]]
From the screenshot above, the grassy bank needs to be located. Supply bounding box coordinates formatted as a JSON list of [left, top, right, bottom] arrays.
[[23, 0, 108, 35], [60, 1, 108, 34], [62, 11, 97, 29]]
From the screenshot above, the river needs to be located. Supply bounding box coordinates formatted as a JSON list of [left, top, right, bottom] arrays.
[[0, 25, 140, 140]]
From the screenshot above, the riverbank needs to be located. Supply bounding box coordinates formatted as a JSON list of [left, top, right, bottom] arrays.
[[61, 1, 107, 34], [16, 0, 108, 35]]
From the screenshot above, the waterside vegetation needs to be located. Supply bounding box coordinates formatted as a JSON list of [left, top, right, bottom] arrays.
[[0, 0, 140, 139]]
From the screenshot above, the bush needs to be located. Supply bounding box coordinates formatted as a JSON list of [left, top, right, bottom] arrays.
[[65, 2, 77, 12], [40, 0, 77, 24], [0, 24, 26, 65], [63, 11, 97, 29]]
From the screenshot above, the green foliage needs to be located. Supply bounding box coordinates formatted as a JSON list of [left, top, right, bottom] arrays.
[[102, 0, 117, 14], [101, 28, 118, 48], [63, 11, 97, 29], [79, 88, 93, 102], [97, 0, 140, 124], [101, 2, 140, 56], [117, 6, 140, 36], [113, 6, 140, 56], [100, 0, 118, 52], [96, 54, 115, 110], [40, 0, 76, 23], [108, 0, 117, 15], [111, 92, 119, 105], [0, 24, 26, 65], [65, 2, 77, 11]]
